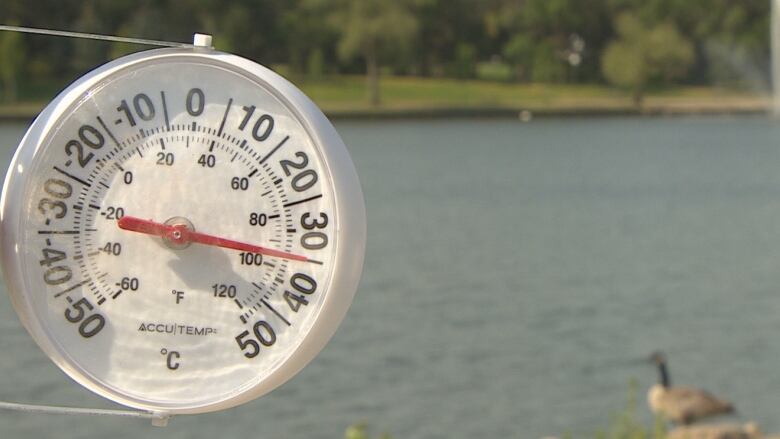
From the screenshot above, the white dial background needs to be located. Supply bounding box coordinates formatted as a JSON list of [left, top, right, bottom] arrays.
[[12, 58, 342, 410]]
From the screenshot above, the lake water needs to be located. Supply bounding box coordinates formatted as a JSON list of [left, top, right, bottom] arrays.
[[1, 116, 780, 438]]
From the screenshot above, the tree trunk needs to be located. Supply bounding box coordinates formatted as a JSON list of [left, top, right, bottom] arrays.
[[366, 39, 380, 107], [514, 64, 526, 82], [2, 77, 17, 103], [632, 82, 644, 110]]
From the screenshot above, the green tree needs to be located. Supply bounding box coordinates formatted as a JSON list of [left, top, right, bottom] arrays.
[[281, 0, 338, 78], [0, 0, 772, 101], [503, 34, 534, 81], [72, 2, 110, 74], [414, 0, 487, 77], [0, 30, 25, 102], [329, 0, 418, 106], [452, 43, 477, 79], [601, 13, 694, 106], [487, 0, 613, 83], [607, 0, 769, 86]]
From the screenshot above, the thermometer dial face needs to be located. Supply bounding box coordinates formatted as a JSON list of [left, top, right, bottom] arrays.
[[0, 49, 365, 414]]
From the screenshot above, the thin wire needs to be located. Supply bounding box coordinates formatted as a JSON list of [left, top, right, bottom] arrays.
[[0, 400, 170, 426], [0, 25, 194, 48]]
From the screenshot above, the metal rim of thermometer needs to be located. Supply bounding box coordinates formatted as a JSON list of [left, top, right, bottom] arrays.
[[0, 40, 365, 414]]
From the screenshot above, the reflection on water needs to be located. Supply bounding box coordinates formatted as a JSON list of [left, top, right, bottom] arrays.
[[2, 117, 780, 438]]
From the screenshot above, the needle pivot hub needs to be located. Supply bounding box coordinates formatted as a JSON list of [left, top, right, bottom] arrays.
[[162, 216, 195, 250]]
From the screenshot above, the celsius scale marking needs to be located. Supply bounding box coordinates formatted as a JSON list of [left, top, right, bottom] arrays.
[[0, 34, 366, 416]]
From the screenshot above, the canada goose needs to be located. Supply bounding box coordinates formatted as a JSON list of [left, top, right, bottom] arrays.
[[647, 351, 734, 425], [667, 422, 759, 439]]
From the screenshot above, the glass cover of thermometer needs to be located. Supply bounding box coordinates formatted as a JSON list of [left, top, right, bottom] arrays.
[[0, 42, 365, 415]]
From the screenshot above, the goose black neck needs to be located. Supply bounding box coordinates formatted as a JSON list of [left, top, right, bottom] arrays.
[[656, 360, 670, 387]]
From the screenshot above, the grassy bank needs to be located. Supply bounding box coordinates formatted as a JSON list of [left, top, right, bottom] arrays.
[[301, 76, 770, 118], [0, 76, 771, 121]]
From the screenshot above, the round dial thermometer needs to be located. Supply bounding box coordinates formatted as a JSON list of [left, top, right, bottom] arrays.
[[0, 41, 365, 414]]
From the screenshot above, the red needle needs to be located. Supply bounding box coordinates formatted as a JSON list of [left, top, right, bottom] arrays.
[[117, 215, 311, 262]]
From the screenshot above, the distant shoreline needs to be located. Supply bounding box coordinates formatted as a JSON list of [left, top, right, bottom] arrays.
[[323, 103, 770, 120], [0, 99, 770, 123], [0, 106, 771, 123]]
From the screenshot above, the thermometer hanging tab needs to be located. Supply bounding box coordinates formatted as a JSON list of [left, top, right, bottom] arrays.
[[0, 34, 366, 415]]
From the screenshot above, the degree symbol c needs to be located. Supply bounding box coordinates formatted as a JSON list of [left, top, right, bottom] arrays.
[[166, 350, 180, 370]]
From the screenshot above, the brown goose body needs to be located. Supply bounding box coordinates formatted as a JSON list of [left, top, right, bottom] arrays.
[[648, 384, 734, 425], [647, 352, 735, 425]]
